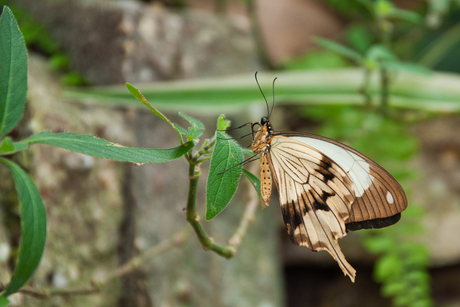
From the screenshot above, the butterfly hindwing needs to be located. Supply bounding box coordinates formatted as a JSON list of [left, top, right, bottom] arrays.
[[268, 135, 357, 281]]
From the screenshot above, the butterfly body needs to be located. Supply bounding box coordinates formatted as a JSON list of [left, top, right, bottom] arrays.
[[251, 116, 407, 282]]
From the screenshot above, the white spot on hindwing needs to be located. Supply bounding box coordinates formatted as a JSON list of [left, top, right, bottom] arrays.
[[386, 191, 394, 204], [291, 137, 372, 197]]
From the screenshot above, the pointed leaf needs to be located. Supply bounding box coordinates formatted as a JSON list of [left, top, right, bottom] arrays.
[[0, 6, 28, 138], [313, 37, 364, 63], [0, 297, 9, 307], [125, 82, 183, 143], [172, 123, 190, 137], [217, 114, 231, 130], [23, 131, 195, 163], [0, 158, 47, 298], [0, 137, 28, 155], [242, 169, 263, 206], [179, 112, 205, 130], [206, 129, 243, 220]]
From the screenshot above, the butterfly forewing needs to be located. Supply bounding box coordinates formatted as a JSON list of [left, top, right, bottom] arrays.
[[249, 114, 407, 283], [281, 133, 408, 229]]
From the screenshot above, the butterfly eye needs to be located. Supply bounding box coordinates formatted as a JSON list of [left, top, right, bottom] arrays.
[[260, 117, 269, 125]]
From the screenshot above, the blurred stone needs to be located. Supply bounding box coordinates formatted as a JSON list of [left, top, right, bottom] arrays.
[[413, 117, 460, 266], [13, 0, 259, 85], [19, 53, 128, 306], [256, 0, 344, 64]]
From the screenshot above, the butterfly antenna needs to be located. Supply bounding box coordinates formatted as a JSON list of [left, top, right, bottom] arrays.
[[269, 77, 278, 118], [255, 71, 270, 117]]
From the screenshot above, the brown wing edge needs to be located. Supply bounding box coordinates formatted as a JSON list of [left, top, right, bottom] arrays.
[[345, 213, 401, 232], [274, 131, 408, 228]]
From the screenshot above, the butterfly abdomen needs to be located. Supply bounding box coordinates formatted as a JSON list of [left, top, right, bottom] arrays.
[[260, 154, 272, 206]]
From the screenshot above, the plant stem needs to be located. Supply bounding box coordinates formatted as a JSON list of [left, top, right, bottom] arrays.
[[380, 67, 390, 114], [228, 187, 258, 248], [185, 162, 235, 258], [360, 67, 373, 108]]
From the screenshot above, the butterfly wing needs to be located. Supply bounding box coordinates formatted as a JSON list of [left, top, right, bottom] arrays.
[[268, 134, 407, 282], [277, 133, 408, 230]]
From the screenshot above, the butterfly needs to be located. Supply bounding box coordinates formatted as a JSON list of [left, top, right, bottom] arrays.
[[245, 74, 407, 282]]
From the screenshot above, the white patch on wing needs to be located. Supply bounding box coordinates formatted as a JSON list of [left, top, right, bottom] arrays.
[[386, 191, 394, 204], [291, 137, 372, 197]]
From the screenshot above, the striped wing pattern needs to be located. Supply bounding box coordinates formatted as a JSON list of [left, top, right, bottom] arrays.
[[284, 134, 408, 231], [250, 120, 407, 282], [269, 136, 357, 281]]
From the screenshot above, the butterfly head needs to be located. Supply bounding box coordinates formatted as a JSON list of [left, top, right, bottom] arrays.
[[259, 116, 273, 134]]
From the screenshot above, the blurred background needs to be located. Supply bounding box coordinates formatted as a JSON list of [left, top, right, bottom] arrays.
[[1, 0, 460, 306]]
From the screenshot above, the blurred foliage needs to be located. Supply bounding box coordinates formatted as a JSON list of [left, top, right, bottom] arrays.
[[283, 50, 351, 71], [283, 0, 440, 305], [0, 1, 89, 86], [301, 105, 432, 307]]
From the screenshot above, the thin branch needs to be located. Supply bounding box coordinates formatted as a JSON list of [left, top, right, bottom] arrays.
[[185, 162, 236, 258], [380, 67, 390, 114], [6, 227, 192, 299], [97, 226, 192, 284], [227, 182, 259, 248], [185, 154, 259, 258]]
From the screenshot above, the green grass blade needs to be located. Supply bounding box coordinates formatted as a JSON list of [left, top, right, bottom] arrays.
[[0, 6, 28, 138], [0, 158, 47, 298], [23, 131, 196, 163], [206, 127, 243, 220], [66, 69, 460, 113], [313, 37, 364, 63]]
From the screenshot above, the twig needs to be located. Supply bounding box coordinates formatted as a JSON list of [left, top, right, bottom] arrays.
[[228, 183, 259, 248], [185, 162, 236, 258], [380, 67, 390, 114], [5, 227, 191, 299], [97, 226, 192, 284], [185, 151, 259, 258]]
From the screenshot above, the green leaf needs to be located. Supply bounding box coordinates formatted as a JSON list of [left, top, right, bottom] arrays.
[[381, 281, 406, 297], [0, 158, 47, 298], [206, 129, 243, 220], [177, 112, 204, 140], [242, 169, 263, 206], [179, 112, 204, 130], [374, 0, 394, 17], [0, 6, 28, 138], [284, 50, 351, 71], [125, 82, 183, 143], [217, 114, 231, 130], [313, 37, 364, 63], [366, 44, 396, 62], [374, 253, 401, 282], [363, 235, 394, 254], [0, 137, 28, 155], [23, 131, 196, 163], [172, 123, 190, 137], [241, 147, 255, 156], [0, 296, 9, 307], [390, 8, 422, 23]]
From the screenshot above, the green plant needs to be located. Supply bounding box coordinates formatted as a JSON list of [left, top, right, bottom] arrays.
[[1, 2, 89, 86], [301, 105, 431, 306], [0, 6, 196, 304], [1, 6, 264, 303]]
